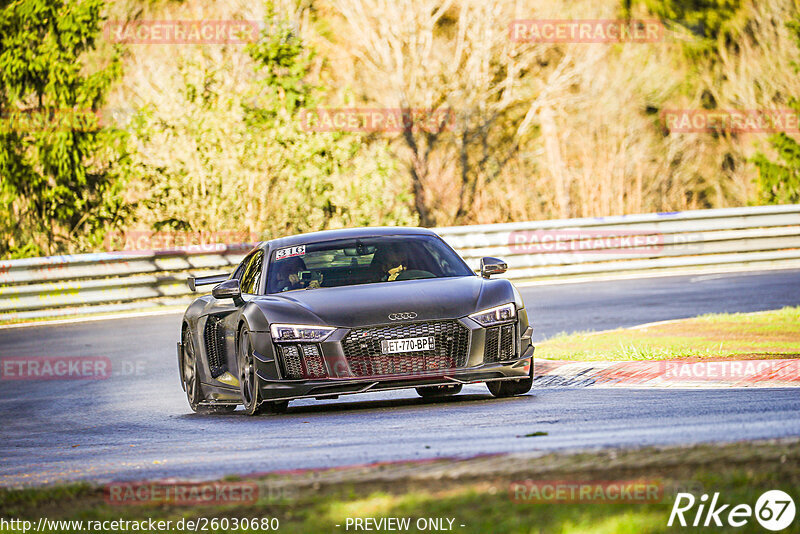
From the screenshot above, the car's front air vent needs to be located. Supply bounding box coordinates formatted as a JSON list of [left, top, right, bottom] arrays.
[[203, 316, 228, 378], [277, 344, 327, 379], [484, 323, 516, 363]]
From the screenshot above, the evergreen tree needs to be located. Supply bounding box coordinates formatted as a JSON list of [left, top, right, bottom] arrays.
[[0, 0, 124, 257]]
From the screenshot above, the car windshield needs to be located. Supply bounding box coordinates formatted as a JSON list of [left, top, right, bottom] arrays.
[[265, 235, 474, 294]]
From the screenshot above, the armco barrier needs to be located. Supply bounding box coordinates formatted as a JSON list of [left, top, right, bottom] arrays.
[[1, 205, 799, 320]]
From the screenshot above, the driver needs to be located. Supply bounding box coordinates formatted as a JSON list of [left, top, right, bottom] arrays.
[[273, 256, 306, 292], [375, 245, 408, 282], [272, 256, 323, 292]]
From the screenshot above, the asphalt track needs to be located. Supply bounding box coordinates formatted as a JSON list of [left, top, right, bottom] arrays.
[[1, 268, 799, 487]]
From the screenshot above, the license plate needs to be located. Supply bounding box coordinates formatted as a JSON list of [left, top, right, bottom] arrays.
[[381, 336, 435, 354]]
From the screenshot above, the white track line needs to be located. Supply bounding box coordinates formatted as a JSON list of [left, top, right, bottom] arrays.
[[513, 262, 800, 287], [0, 308, 184, 330]]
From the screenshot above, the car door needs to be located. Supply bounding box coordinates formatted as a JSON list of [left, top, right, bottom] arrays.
[[221, 249, 265, 380], [201, 250, 263, 382]]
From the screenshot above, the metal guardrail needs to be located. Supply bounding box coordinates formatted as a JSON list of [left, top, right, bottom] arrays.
[[437, 204, 800, 277], [1, 205, 799, 320]]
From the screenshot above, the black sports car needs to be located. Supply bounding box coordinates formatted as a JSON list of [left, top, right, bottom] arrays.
[[178, 227, 534, 415]]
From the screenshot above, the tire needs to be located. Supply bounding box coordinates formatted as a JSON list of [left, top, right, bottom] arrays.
[[182, 327, 236, 414], [238, 327, 290, 416], [416, 384, 463, 398], [487, 358, 533, 398]]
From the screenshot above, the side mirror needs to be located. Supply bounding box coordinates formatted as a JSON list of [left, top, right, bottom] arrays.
[[212, 279, 242, 300], [480, 257, 507, 279]]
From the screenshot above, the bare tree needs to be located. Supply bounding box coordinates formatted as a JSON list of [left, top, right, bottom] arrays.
[[329, 0, 561, 225]]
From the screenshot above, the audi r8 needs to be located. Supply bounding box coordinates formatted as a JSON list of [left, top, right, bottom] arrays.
[[178, 227, 534, 415]]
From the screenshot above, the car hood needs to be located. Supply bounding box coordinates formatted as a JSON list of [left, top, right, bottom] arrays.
[[251, 276, 515, 328]]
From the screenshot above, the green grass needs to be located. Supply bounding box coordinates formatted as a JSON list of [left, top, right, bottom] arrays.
[[536, 306, 800, 361], [1, 440, 798, 533]]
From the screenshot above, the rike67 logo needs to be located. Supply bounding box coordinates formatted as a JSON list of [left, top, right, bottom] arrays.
[[669, 490, 796, 531]]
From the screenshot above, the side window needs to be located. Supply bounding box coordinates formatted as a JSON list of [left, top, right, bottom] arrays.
[[231, 253, 252, 282], [240, 251, 264, 294]]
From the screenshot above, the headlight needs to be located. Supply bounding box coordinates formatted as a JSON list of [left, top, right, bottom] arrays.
[[270, 324, 336, 342], [468, 303, 516, 326]]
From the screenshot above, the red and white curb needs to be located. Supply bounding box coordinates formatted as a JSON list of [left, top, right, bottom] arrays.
[[534, 359, 800, 388]]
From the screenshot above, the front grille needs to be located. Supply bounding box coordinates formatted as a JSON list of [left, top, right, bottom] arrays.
[[300, 344, 327, 378], [203, 316, 227, 378], [484, 323, 516, 363], [279, 345, 302, 379], [485, 327, 499, 361], [277, 343, 327, 379], [342, 320, 470, 378]]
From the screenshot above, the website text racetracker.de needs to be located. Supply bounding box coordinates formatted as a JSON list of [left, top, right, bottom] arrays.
[[0, 517, 279, 533]]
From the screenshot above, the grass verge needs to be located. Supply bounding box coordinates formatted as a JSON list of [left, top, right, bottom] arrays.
[[1, 440, 798, 533], [535, 306, 800, 361]]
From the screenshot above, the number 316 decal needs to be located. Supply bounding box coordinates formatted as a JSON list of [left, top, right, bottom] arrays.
[[276, 245, 305, 260]]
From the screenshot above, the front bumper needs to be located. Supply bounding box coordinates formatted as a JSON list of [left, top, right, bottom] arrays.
[[255, 346, 533, 401], [252, 315, 534, 402]]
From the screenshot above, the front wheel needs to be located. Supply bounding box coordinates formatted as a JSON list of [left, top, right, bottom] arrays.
[[238, 327, 290, 416], [487, 359, 533, 398], [182, 327, 235, 414]]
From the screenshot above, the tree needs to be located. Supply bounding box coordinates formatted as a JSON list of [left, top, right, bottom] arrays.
[[122, 1, 414, 239], [752, 19, 800, 205], [624, 0, 743, 41], [752, 133, 800, 204], [247, 7, 414, 234], [329, 0, 548, 226], [0, 0, 125, 258]]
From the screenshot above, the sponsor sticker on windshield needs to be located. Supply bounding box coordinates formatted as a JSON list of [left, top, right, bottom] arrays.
[[276, 245, 305, 260]]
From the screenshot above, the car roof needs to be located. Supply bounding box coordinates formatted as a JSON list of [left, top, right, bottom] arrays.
[[265, 226, 439, 251]]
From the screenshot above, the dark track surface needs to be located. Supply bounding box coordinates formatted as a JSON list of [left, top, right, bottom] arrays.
[[527, 268, 800, 341], [1, 268, 799, 486]]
